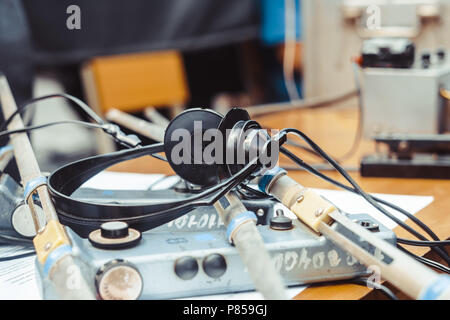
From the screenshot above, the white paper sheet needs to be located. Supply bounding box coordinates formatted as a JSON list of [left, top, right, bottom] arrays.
[[80, 171, 181, 191], [0, 246, 41, 300], [0, 172, 434, 300]]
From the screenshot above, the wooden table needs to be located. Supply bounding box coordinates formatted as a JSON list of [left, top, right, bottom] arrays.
[[109, 101, 450, 300]]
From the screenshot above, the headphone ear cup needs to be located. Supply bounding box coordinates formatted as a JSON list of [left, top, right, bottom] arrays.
[[217, 108, 252, 179], [163, 108, 224, 186]]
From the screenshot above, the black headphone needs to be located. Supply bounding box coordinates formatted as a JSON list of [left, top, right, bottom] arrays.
[[48, 108, 282, 237]]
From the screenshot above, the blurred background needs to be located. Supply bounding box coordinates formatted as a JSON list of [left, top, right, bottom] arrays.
[[1, 0, 450, 176]]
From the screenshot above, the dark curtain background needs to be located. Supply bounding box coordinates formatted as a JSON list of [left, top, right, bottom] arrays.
[[22, 0, 259, 66]]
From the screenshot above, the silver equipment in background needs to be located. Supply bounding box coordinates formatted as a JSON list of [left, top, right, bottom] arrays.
[[360, 38, 450, 137], [303, 0, 449, 99]]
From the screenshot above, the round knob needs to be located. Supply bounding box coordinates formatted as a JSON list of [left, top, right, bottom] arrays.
[[95, 259, 143, 300], [174, 256, 198, 280], [88, 221, 141, 249], [422, 52, 431, 61], [422, 52, 431, 68], [11, 203, 44, 238], [270, 209, 293, 230], [203, 254, 227, 278], [100, 221, 129, 239], [437, 49, 446, 61]]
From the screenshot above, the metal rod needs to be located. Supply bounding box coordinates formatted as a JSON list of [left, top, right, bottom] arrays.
[[213, 191, 287, 299], [320, 211, 447, 300], [0, 74, 95, 300], [244, 89, 357, 118], [144, 107, 170, 127], [0, 76, 59, 223], [26, 197, 43, 233], [106, 108, 165, 142]]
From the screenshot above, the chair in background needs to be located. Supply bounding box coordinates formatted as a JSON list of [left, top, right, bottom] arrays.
[[81, 50, 189, 152]]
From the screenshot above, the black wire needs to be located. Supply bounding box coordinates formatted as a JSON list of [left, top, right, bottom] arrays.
[[273, 63, 364, 165], [123, 159, 261, 221], [397, 245, 450, 274], [335, 62, 364, 162], [0, 93, 152, 152], [146, 152, 167, 162], [284, 139, 325, 161], [413, 256, 450, 274], [280, 129, 448, 243], [0, 234, 34, 246], [307, 276, 399, 300], [0, 95, 168, 254], [0, 120, 105, 140], [280, 145, 450, 265], [237, 184, 274, 200], [285, 153, 439, 246], [281, 164, 359, 172], [0, 234, 35, 262], [0, 115, 264, 244], [0, 93, 104, 132], [236, 188, 255, 200], [146, 175, 170, 190], [0, 103, 107, 252], [281, 145, 450, 273], [51, 151, 261, 224], [348, 278, 399, 300], [397, 238, 450, 247], [280, 144, 442, 241], [281, 147, 441, 244], [0, 144, 259, 258], [0, 251, 35, 262], [279, 142, 450, 265], [23, 104, 36, 127], [0, 119, 167, 163]]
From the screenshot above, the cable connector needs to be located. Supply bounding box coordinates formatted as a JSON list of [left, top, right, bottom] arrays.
[[258, 169, 335, 233], [23, 175, 47, 201], [290, 189, 335, 233], [271, 130, 287, 146], [102, 123, 141, 148], [226, 211, 257, 244]]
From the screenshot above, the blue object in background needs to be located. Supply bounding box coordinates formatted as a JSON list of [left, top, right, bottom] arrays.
[[260, 0, 303, 101], [261, 0, 302, 45]]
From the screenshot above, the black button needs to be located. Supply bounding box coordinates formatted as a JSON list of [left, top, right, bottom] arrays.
[[174, 256, 198, 280], [270, 215, 293, 230], [100, 221, 129, 239], [203, 254, 227, 278], [422, 52, 431, 68], [422, 52, 431, 61], [270, 209, 293, 230]]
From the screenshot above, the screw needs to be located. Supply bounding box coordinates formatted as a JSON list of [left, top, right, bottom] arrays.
[[398, 140, 409, 151], [296, 195, 304, 203], [44, 242, 52, 251], [357, 220, 380, 232], [256, 209, 265, 217], [315, 208, 324, 217], [360, 221, 370, 227]]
